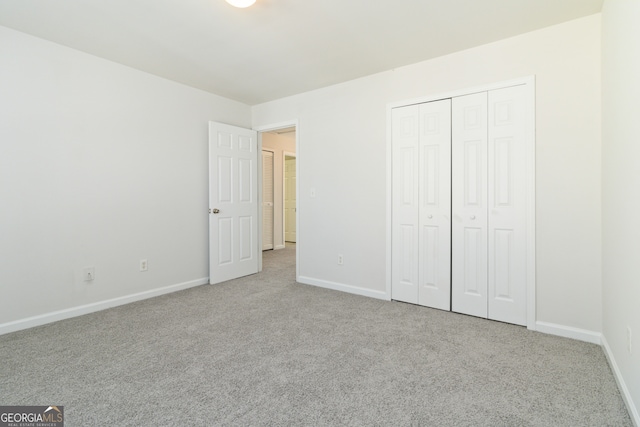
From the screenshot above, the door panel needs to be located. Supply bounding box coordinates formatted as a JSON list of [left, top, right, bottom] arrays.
[[487, 85, 527, 326], [392, 100, 451, 308], [452, 92, 488, 318], [209, 122, 258, 285], [218, 156, 232, 202], [418, 100, 451, 310], [463, 227, 484, 295], [392, 105, 420, 304], [262, 151, 274, 250], [218, 218, 233, 264], [239, 158, 252, 202], [239, 216, 253, 260], [284, 156, 297, 243], [464, 141, 483, 205], [400, 225, 416, 283]]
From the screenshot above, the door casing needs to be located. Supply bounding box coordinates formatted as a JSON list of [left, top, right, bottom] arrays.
[[255, 120, 300, 280]]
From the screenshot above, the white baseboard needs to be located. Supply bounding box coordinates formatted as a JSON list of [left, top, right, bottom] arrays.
[[0, 277, 208, 336], [602, 335, 640, 426], [298, 276, 389, 301], [535, 320, 602, 344], [274, 244, 286, 250], [536, 321, 639, 425]]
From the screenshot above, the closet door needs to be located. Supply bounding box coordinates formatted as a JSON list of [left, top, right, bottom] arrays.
[[418, 100, 451, 310], [392, 100, 451, 309], [391, 105, 420, 304], [487, 85, 527, 326], [262, 150, 274, 250], [284, 156, 297, 243], [451, 92, 489, 318]]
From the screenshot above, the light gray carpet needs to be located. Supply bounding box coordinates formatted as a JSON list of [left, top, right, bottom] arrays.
[[0, 244, 632, 426]]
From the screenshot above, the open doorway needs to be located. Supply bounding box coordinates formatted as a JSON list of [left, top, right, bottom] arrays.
[[259, 125, 298, 277]]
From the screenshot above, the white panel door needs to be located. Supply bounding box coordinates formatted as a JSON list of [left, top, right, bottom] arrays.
[[284, 156, 297, 243], [487, 85, 527, 326], [452, 92, 489, 318], [209, 122, 258, 285], [262, 150, 274, 250], [392, 105, 420, 304], [418, 100, 451, 310]]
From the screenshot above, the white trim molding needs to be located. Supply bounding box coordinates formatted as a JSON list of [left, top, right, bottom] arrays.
[[536, 323, 639, 424], [254, 119, 300, 282], [535, 320, 602, 345], [602, 335, 640, 426], [298, 276, 388, 301], [0, 278, 208, 336]]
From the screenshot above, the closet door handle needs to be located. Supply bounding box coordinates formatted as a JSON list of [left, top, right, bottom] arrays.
[[470, 215, 476, 220], [427, 214, 433, 219]]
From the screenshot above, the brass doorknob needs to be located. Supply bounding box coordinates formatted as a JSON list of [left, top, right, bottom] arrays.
[[213, 209, 220, 214]]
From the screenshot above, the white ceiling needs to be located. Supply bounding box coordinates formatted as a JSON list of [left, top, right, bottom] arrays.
[[0, 0, 603, 105]]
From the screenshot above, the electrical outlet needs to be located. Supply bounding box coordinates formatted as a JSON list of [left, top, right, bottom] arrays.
[[338, 254, 344, 265], [83, 267, 95, 282], [140, 259, 148, 272], [628, 326, 632, 354]]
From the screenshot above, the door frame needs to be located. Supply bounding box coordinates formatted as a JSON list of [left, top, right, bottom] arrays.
[[255, 120, 300, 280], [386, 76, 536, 330]]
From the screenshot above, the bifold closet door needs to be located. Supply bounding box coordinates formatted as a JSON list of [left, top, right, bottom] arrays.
[[451, 92, 489, 318], [392, 99, 451, 310], [486, 85, 527, 326], [262, 150, 274, 250], [392, 104, 419, 304], [451, 86, 528, 326]]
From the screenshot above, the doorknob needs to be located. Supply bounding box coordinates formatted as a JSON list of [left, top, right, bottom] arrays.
[[470, 215, 476, 220], [427, 214, 433, 219], [212, 209, 220, 214]]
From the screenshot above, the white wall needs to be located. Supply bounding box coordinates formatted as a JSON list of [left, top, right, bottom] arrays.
[[252, 15, 602, 333], [261, 132, 296, 250], [602, 1, 640, 422], [0, 26, 251, 331]]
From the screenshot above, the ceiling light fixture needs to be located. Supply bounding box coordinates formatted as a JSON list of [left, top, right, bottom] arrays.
[[225, 0, 256, 8]]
